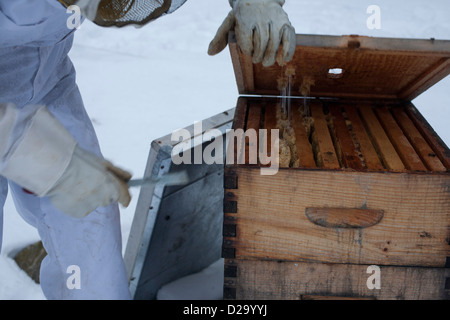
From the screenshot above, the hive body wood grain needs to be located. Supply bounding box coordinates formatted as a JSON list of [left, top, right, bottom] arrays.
[[224, 33, 450, 300]]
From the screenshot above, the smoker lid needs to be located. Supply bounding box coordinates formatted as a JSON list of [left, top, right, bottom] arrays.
[[229, 32, 450, 101]]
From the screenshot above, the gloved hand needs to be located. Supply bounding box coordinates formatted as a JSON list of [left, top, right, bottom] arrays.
[[208, 0, 296, 67], [0, 104, 131, 219], [45, 146, 132, 218]]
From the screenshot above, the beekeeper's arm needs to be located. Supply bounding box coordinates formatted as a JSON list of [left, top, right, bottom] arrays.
[[209, 0, 296, 67], [0, 103, 131, 218], [59, 0, 295, 67], [57, 0, 186, 26]]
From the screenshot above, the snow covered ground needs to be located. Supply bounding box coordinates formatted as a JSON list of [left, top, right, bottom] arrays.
[[1, 0, 449, 300]]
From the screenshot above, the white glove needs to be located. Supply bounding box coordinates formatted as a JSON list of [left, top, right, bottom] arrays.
[[0, 104, 131, 218], [208, 0, 296, 67], [45, 145, 132, 218]]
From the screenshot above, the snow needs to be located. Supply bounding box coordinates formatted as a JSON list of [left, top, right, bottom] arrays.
[[1, 0, 449, 300], [156, 259, 225, 301]]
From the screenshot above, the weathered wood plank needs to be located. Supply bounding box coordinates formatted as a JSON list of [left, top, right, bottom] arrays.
[[375, 106, 427, 171], [231, 97, 248, 131], [344, 105, 384, 171], [245, 104, 261, 165], [405, 103, 450, 169], [310, 103, 340, 169], [328, 105, 363, 170], [264, 103, 278, 159], [225, 259, 450, 300], [230, 167, 450, 267], [359, 105, 406, 171], [229, 35, 254, 94], [227, 98, 248, 165], [399, 57, 450, 101], [391, 107, 447, 172], [290, 106, 316, 168]]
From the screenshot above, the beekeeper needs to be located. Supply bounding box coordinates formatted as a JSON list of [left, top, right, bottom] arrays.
[[0, 0, 295, 299]]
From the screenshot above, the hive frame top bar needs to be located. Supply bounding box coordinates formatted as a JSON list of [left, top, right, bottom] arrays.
[[228, 32, 450, 102], [292, 33, 450, 53]]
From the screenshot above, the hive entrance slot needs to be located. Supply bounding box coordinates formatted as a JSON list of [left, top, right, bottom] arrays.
[[327, 68, 344, 79]]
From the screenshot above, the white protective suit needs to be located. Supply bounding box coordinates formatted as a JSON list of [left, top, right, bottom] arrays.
[[0, 1, 131, 299], [0, 0, 295, 300]]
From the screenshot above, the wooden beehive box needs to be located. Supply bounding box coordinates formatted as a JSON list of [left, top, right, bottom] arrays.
[[223, 33, 450, 300]]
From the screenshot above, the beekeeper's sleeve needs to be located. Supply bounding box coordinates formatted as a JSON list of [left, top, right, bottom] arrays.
[[0, 103, 131, 218], [0, 103, 77, 196]]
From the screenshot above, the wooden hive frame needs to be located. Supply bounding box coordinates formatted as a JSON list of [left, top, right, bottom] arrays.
[[226, 98, 449, 172]]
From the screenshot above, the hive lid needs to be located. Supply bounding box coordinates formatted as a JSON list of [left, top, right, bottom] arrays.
[[229, 32, 450, 101]]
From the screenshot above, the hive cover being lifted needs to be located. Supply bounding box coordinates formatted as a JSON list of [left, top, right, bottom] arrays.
[[229, 32, 450, 101]]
